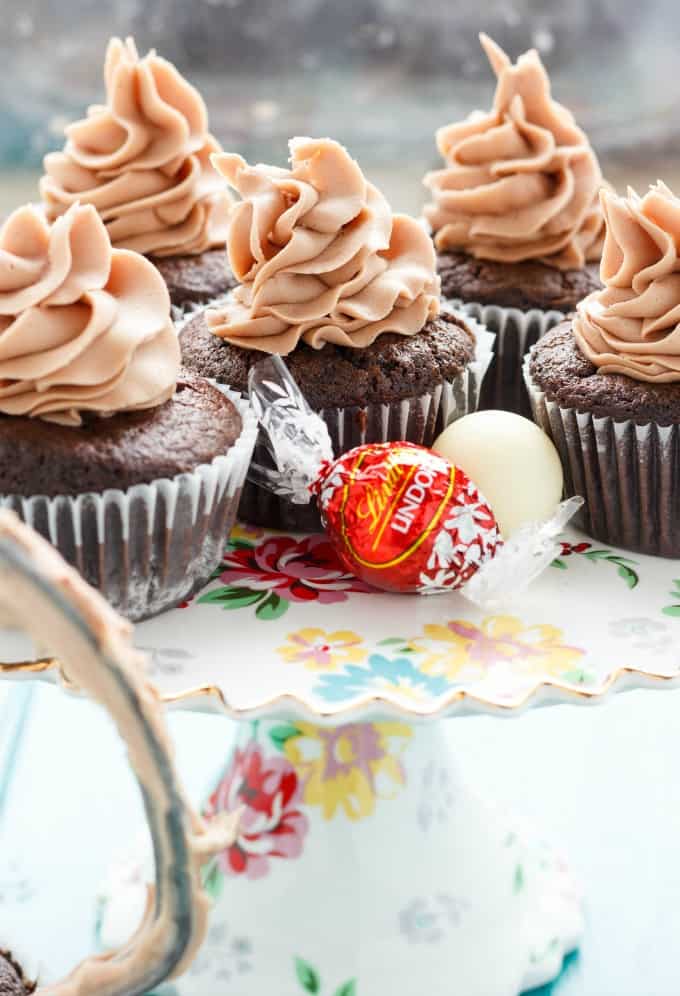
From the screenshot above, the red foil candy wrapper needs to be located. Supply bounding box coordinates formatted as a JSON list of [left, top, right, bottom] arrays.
[[311, 442, 502, 594]]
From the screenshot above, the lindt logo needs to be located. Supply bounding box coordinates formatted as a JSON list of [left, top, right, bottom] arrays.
[[331, 444, 459, 575], [354, 458, 409, 546], [391, 464, 439, 536], [344, 446, 453, 566]]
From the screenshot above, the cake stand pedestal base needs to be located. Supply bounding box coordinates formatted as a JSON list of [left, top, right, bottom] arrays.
[[99, 720, 582, 996]]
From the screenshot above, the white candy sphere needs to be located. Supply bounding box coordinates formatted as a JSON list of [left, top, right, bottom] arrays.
[[432, 411, 564, 538]]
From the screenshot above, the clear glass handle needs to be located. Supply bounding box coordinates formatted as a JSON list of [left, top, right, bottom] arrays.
[[0, 511, 239, 996]]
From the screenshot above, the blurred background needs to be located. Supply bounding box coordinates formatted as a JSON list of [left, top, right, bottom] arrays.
[[1, 0, 679, 215]]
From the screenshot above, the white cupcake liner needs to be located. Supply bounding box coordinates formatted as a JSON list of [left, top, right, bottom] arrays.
[[0, 388, 258, 620], [523, 354, 680, 558], [446, 296, 564, 416], [239, 320, 495, 531]]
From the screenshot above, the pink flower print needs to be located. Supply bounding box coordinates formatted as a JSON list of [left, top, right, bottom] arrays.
[[205, 743, 308, 880], [218, 535, 373, 605]]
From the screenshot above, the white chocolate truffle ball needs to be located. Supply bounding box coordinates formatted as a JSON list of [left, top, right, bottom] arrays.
[[433, 411, 564, 538]]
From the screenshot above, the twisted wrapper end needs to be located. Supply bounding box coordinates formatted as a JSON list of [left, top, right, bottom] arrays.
[[247, 354, 334, 504], [463, 497, 584, 610]]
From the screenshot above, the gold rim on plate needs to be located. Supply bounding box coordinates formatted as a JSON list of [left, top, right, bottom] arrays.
[[2, 655, 678, 721]]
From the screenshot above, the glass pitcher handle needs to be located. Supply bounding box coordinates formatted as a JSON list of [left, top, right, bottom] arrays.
[[0, 510, 238, 996]]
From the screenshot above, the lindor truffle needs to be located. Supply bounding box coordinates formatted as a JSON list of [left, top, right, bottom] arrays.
[[313, 442, 501, 594], [247, 356, 581, 605], [432, 411, 564, 538]]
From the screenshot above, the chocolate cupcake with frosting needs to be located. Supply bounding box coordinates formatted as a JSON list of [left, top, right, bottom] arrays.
[[40, 37, 233, 313], [0, 202, 257, 618], [180, 136, 492, 530], [525, 182, 680, 557], [424, 33, 606, 415]]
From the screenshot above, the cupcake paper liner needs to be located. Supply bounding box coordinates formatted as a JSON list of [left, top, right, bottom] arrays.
[[523, 356, 680, 558], [239, 322, 495, 531], [447, 297, 564, 417], [0, 388, 258, 621]]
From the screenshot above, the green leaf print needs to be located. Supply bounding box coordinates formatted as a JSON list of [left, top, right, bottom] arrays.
[[334, 982, 357, 996], [198, 586, 265, 609], [552, 546, 640, 587], [586, 551, 639, 587], [561, 668, 594, 685], [376, 637, 414, 653], [593, 554, 639, 587], [662, 580, 680, 618], [201, 861, 223, 902], [255, 592, 289, 621], [583, 548, 611, 561], [269, 724, 301, 752], [513, 863, 525, 894], [616, 564, 638, 589], [295, 957, 321, 993]]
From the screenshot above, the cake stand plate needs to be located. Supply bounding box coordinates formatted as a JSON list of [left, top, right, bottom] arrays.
[[4, 523, 680, 995]]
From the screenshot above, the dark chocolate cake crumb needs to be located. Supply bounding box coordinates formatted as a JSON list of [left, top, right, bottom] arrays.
[[180, 310, 476, 409], [0, 377, 243, 497], [528, 321, 680, 425], [150, 248, 235, 309], [437, 250, 601, 312]]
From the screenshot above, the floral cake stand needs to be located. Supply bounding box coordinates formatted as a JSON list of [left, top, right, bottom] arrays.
[[4, 522, 680, 996]]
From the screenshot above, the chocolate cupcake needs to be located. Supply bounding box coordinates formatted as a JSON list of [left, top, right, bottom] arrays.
[[525, 183, 680, 557], [180, 137, 491, 530], [424, 33, 606, 415], [0, 952, 33, 995], [40, 37, 233, 314], [0, 203, 257, 618]]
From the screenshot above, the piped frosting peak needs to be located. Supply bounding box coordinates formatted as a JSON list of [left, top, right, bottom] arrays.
[[0, 203, 179, 424], [41, 37, 230, 258], [424, 33, 605, 271], [207, 137, 440, 355], [574, 182, 680, 382]]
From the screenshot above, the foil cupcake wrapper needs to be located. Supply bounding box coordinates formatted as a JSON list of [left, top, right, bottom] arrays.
[[0, 389, 258, 620], [523, 355, 680, 558], [447, 297, 564, 417], [239, 322, 495, 531]]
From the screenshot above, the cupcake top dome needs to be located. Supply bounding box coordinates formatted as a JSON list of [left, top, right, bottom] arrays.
[[0, 202, 179, 425], [424, 33, 605, 271], [574, 182, 680, 383], [206, 137, 441, 355], [40, 37, 230, 258]]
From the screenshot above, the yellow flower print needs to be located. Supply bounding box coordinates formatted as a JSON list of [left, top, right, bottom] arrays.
[[284, 721, 412, 821], [411, 615, 585, 682], [277, 628, 366, 672], [229, 522, 266, 544]]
